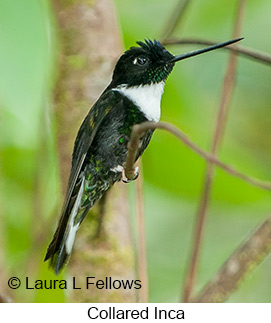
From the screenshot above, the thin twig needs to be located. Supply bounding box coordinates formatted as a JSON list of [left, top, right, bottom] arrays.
[[193, 217, 271, 303], [135, 163, 149, 302], [124, 121, 271, 191], [182, 0, 246, 302], [161, 0, 192, 42], [163, 38, 271, 66]]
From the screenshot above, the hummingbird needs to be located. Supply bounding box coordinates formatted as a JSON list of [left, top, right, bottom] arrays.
[[45, 37, 243, 274]]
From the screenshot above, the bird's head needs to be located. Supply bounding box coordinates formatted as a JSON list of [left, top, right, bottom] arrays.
[[111, 38, 243, 88], [112, 39, 174, 87]]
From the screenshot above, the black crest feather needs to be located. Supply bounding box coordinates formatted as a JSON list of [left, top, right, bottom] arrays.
[[135, 39, 165, 58]]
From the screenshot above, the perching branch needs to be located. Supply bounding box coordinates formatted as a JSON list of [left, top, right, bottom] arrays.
[[193, 217, 271, 303], [163, 38, 271, 66], [124, 121, 271, 191]]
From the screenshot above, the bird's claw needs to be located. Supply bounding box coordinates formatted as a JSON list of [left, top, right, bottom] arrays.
[[122, 167, 139, 183]]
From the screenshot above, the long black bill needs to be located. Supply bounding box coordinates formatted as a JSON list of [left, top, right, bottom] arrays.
[[170, 37, 243, 63]]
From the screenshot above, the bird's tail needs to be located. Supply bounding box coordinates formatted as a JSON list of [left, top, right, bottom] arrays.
[[44, 178, 86, 274]]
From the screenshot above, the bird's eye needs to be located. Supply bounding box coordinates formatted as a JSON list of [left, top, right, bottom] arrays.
[[133, 57, 148, 66]]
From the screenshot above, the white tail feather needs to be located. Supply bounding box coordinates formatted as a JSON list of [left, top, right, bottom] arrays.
[[64, 178, 85, 255]]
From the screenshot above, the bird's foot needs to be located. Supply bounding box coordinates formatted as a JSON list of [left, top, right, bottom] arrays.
[[122, 167, 139, 183]]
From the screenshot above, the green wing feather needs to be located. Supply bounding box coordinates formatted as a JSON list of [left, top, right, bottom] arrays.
[[44, 90, 122, 269]]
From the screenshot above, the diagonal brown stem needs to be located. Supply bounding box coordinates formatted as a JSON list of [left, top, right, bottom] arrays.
[[135, 165, 149, 302], [193, 217, 271, 303], [182, 0, 247, 303], [161, 0, 192, 41]]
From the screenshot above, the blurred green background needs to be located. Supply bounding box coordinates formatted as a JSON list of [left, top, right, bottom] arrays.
[[0, 0, 270, 302]]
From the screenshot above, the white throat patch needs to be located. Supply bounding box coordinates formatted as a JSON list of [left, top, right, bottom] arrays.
[[114, 82, 165, 122]]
